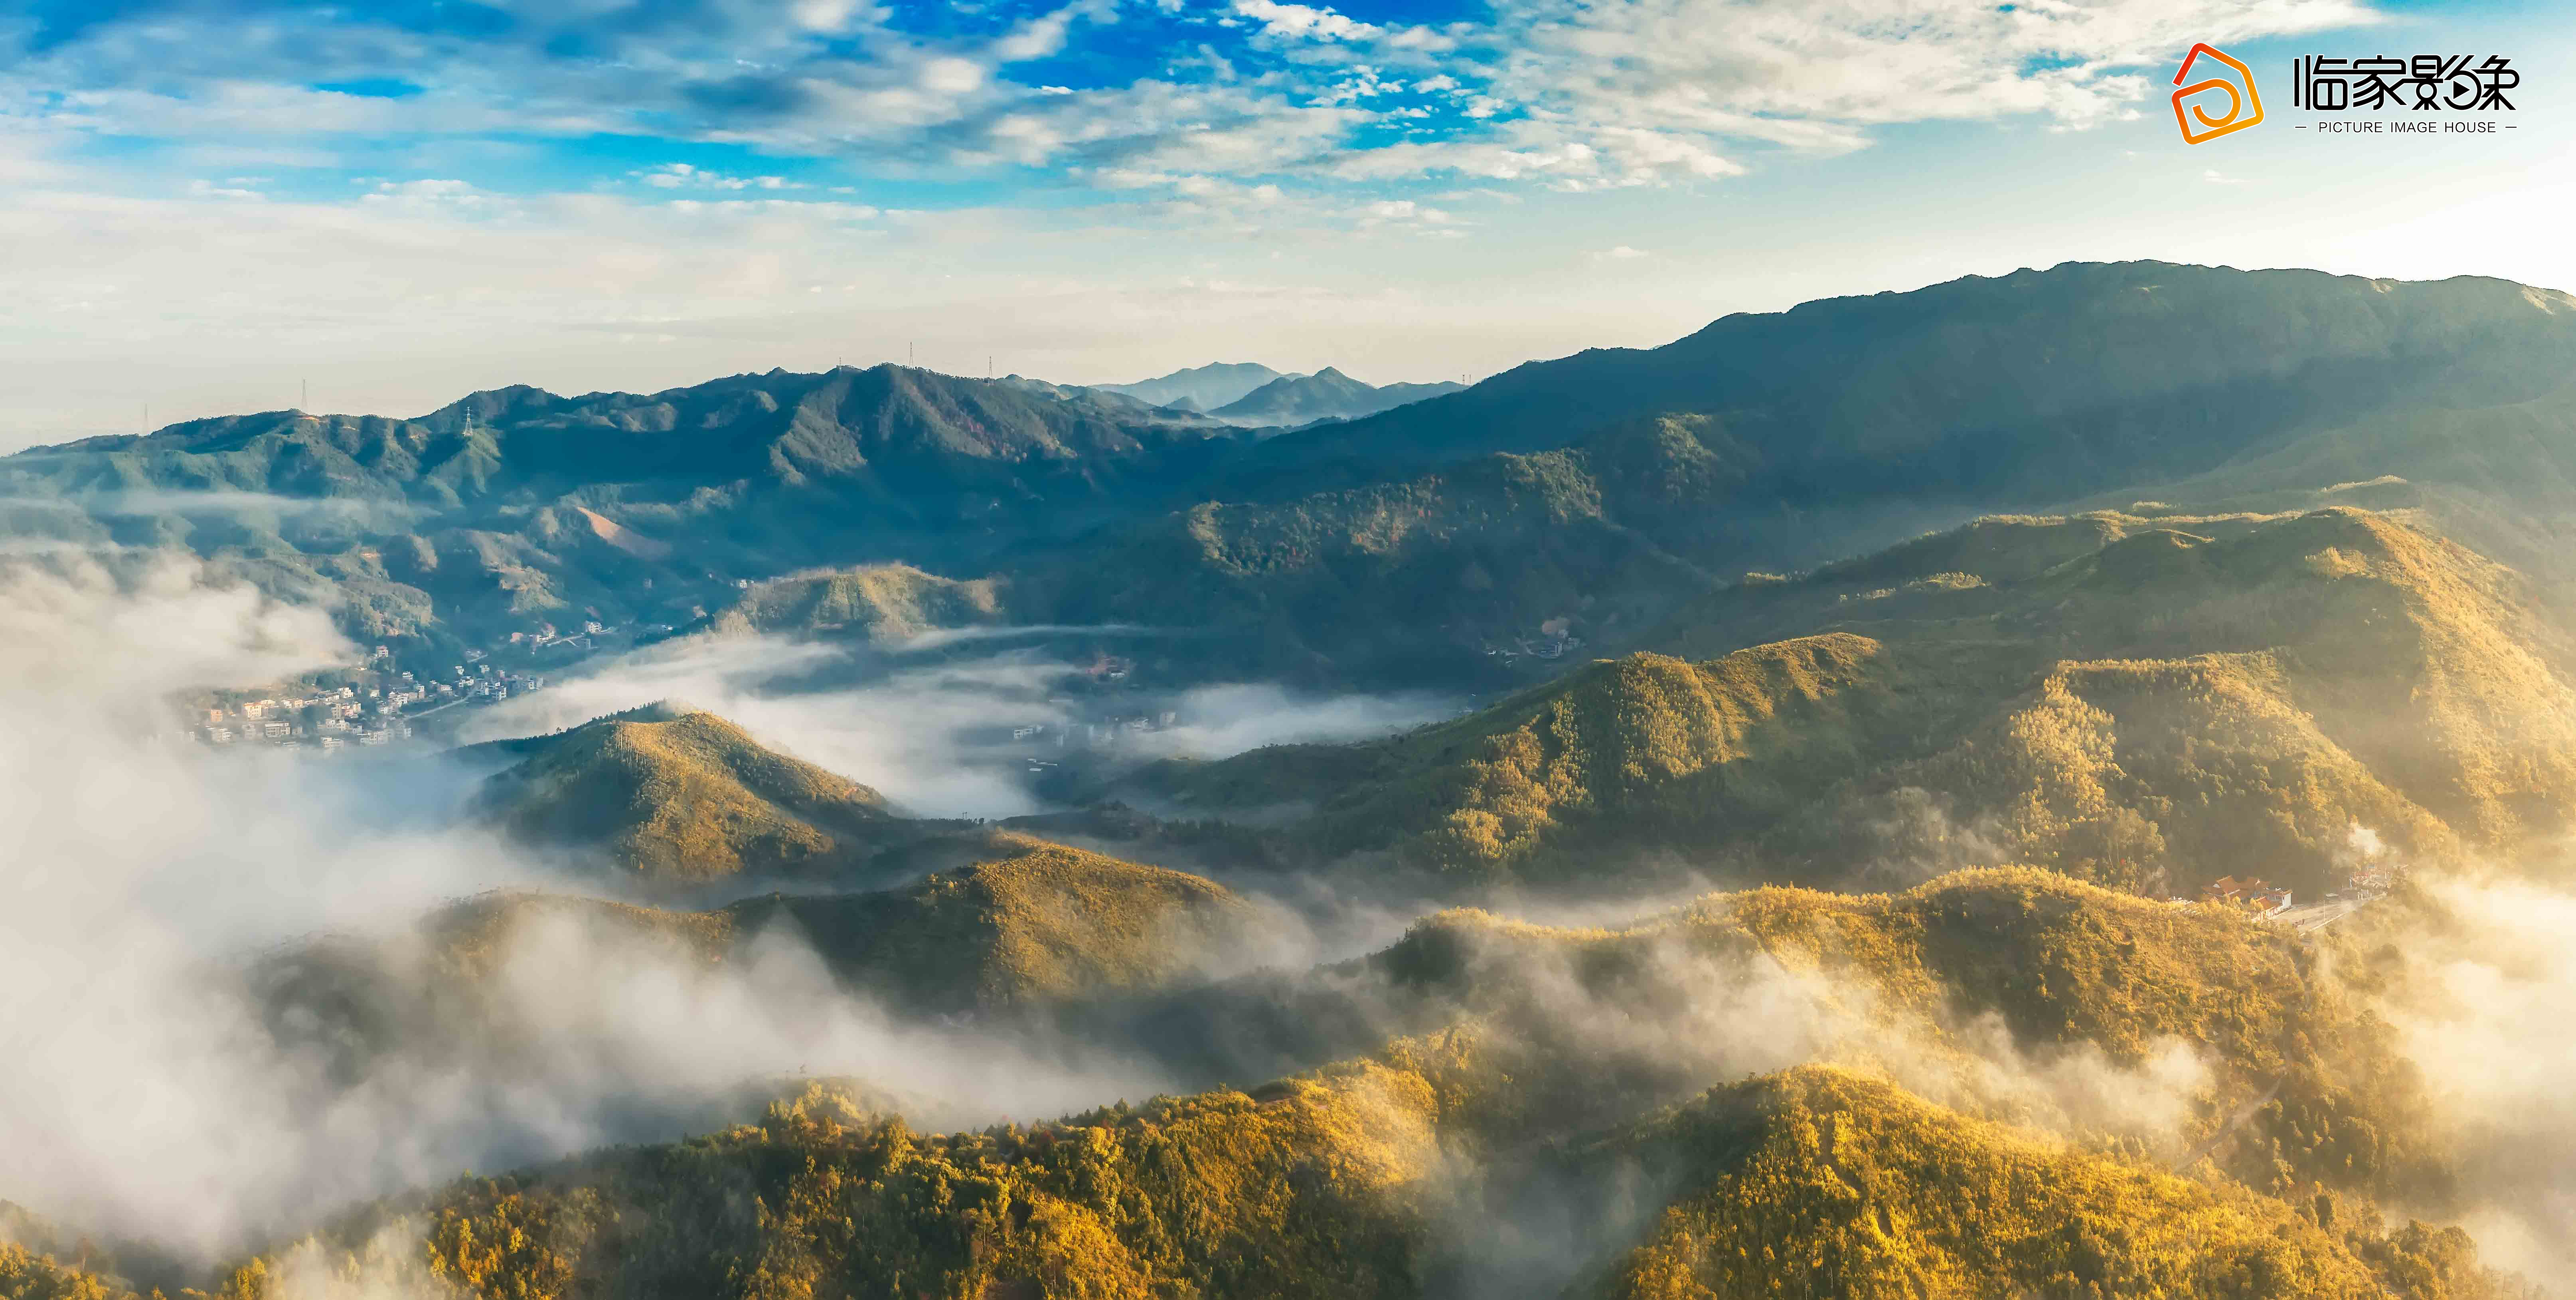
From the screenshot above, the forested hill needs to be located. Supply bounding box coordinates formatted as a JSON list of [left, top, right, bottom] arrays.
[[0, 364, 1247, 655], [1236, 262, 2576, 497], [8, 262, 2576, 680]]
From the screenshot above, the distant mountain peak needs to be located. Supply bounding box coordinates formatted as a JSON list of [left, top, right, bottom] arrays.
[[1209, 367, 1463, 427], [1092, 362, 1292, 411]]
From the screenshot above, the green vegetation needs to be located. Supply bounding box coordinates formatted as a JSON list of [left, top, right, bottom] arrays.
[[26, 264, 2576, 1298], [1146, 632, 1999, 879], [55, 864, 2528, 1300], [1147, 507, 2576, 897], [219, 1059, 1443, 1300], [0, 365, 1240, 654], [707, 563, 1007, 641], [472, 703, 903, 880], [14, 264, 2576, 684]]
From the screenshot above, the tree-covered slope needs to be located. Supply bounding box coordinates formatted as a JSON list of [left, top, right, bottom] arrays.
[[471, 704, 903, 880], [1587, 1067, 2508, 1300], [1140, 508, 2576, 890], [0, 365, 1243, 655], [726, 832, 1265, 1012], [17, 262, 2576, 681], [252, 833, 1266, 1091], [972, 412, 1831, 683], [1246, 263, 2576, 499], [705, 562, 1008, 642], [206, 867, 2522, 1300], [1208, 367, 1464, 426]]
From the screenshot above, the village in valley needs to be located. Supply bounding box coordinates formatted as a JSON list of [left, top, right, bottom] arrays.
[[191, 639, 555, 753]]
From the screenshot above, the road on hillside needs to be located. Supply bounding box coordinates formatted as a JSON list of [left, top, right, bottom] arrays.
[[2272, 897, 2367, 933]]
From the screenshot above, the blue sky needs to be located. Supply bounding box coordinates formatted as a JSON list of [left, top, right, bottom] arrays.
[[0, 0, 2565, 441]]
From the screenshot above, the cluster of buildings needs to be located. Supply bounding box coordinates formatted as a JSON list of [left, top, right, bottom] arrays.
[[197, 684, 411, 751], [1008, 712, 1182, 753], [192, 644, 549, 753], [2200, 876, 2296, 917], [512, 620, 614, 654]]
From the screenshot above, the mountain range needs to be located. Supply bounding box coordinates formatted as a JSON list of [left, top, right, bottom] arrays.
[[1129, 504, 2576, 898], [1204, 367, 1468, 427], [18, 260, 2576, 1299], [1089, 361, 1291, 411], [6, 260, 2564, 691]]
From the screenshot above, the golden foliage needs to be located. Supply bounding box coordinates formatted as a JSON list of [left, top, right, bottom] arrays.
[[1591, 1066, 2493, 1300], [713, 564, 1007, 642], [0, 1246, 128, 1300], [1157, 506, 2576, 897], [733, 832, 1266, 1010], [474, 705, 896, 879]]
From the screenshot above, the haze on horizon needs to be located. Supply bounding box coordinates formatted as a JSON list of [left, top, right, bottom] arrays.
[[2, 0, 2569, 447]]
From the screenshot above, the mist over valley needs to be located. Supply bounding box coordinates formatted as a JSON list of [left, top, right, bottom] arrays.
[[14, 261, 2576, 1300]]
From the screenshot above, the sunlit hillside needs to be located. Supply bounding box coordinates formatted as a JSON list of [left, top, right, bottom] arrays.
[[198, 867, 2521, 1300], [471, 703, 911, 880], [1140, 508, 2576, 896]]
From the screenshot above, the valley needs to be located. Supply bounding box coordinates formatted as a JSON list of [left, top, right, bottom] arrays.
[[10, 261, 2576, 1300]]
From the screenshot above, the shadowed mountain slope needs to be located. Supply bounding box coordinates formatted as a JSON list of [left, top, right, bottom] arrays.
[[1209, 367, 1465, 427], [1243, 263, 2576, 499], [0, 365, 1243, 655], [1091, 361, 1292, 411], [16, 263, 2576, 684], [961, 411, 1908, 684]]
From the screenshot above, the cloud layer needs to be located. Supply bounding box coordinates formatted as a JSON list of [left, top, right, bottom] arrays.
[[5, 0, 2375, 198]]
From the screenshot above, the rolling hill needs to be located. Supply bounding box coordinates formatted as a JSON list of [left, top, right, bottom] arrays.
[[726, 832, 1265, 1011], [1135, 507, 2576, 894], [704, 562, 1010, 642], [942, 411, 1902, 684], [249, 832, 1266, 1097], [470, 703, 913, 881], [204, 869, 2521, 1300]]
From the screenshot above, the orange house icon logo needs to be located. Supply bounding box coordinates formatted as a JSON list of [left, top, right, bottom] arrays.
[[2172, 43, 2264, 143]]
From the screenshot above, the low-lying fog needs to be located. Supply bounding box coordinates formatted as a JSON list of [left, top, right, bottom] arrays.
[[10, 555, 2576, 1292], [0, 559, 1462, 1263]]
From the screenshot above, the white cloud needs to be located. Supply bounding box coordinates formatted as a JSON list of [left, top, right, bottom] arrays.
[[637, 162, 799, 191], [1232, 0, 1383, 43], [186, 178, 265, 201]]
